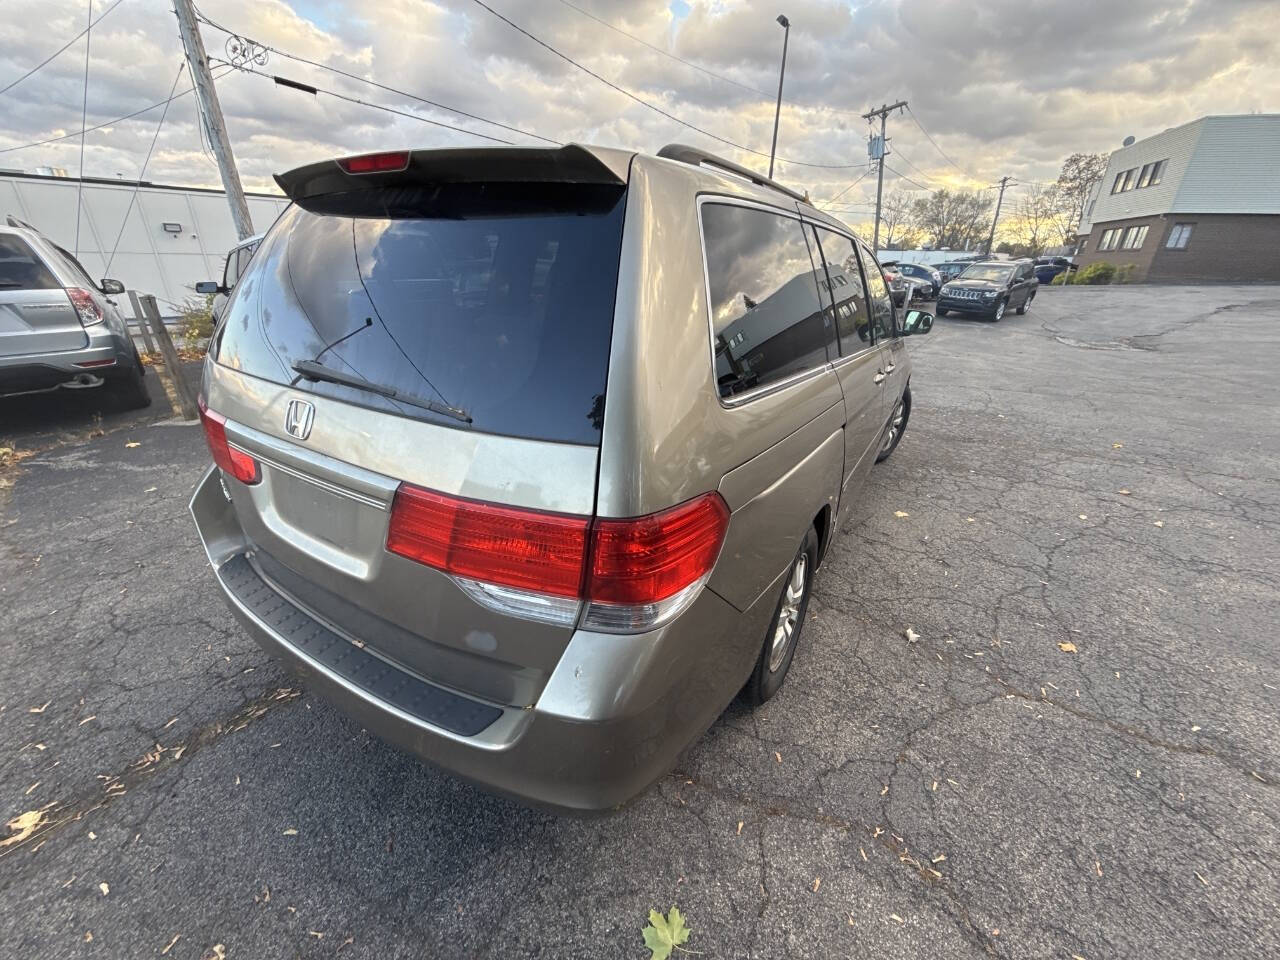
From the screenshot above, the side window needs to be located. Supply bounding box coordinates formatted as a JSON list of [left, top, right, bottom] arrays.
[[236, 241, 257, 280], [52, 244, 98, 290], [702, 203, 835, 399], [810, 227, 872, 356], [856, 244, 895, 341]]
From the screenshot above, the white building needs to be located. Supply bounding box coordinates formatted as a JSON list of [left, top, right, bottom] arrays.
[[0, 170, 288, 316], [1075, 114, 1280, 282]]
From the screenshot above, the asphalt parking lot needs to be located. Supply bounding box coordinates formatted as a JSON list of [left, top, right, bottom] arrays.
[[2, 285, 1277, 960]]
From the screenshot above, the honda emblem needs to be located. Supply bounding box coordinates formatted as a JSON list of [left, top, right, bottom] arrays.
[[284, 399, 315, 440]]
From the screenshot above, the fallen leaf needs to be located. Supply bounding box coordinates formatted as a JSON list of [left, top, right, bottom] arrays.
[[1112, 442, 1123, 449], [1117, 489, 1131, 495], [736, 821, 743, 836], [1194, 871, 1208, 886], [99, 882, 109, 895], [1135, 769, 1141, 779], [1, 809, 47, 848], [84, 932, 93, 943], [774, 752, 782, 764], [33, 743, 46, 751], [1191, 725, 1201, 732], [1154, 520, 1164, 528], [25, 782, 39, 795], [202, 945, 226, 960], [992, 928, 1000, 936], [932, 853, 946, 863], [893, 511, 909, 518], [889, 914, 905, 924], [1095, 861, 1103, 877], [161, 934, 181, 955], [811, 876, 821, 893], [125, 442, 140, 449], [859, 847, 867, 861], [642, 906, 691, 960], [1077, 514, 1088, 520], [1058, 642, 1078, 653], [29, 701, 51, 714], [309, 931, 324, 939], [338, 937, 354, 951], [144, 486, 157, 493], [931, 780, 938, 791], [905, 628, 921, 643], [88, 831, 97, 840], [282, 828, 298, 836], [78, 715, 96, 725]]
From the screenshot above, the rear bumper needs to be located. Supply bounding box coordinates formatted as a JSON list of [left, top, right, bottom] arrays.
[[189, 466, 772, 812], [0, 330, 132, 395]]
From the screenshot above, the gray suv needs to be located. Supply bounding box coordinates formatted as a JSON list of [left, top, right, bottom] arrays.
[[0, 218, 149, 408], [189, 143, 933, 811]]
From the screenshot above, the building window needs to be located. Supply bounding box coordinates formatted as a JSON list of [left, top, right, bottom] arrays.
[[1136, 163, 1153, 188], [1121, 225, 1148, 250], [1147, 159, 1166, 186], [1098, 228, 1121, 251], [1167, 223, 1194, 249], [1111, 172, 1126, 194]]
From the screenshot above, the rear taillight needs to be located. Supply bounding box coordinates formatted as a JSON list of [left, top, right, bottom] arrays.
[[337, 151, 410, 174], [387, 486, 589, 598], [386, 485, 730, 633], [198, 398, 260, 485], [66, 287, 103, 326]]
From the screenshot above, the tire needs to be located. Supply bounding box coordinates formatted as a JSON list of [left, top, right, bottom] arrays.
[[991, 299, 1006, 322], [876, 386, 911, 463], [936, 308, 949, 317], [1017, 291, 1035, 315], [743, 528, 818, 707], [112, 352, 152, 410]]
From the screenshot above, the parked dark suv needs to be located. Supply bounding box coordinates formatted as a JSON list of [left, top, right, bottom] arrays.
[[936, 260, 1037, 321]]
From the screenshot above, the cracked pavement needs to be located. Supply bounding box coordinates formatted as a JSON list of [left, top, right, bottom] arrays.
[[1, 286, 1277, 959]]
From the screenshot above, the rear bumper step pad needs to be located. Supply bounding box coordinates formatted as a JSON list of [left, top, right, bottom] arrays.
[[218, 553, 502, 737]]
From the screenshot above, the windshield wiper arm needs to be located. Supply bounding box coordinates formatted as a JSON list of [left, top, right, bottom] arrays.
[[290, 360, 471, 424]]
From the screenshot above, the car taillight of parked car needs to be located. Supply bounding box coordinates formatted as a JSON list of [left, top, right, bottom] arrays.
[[198, 398, 260, 485], [65, 287, 103, 326], [386, 484, 730, 633]]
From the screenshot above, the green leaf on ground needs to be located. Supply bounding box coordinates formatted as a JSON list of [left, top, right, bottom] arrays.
[[642, 906, 691, 960]]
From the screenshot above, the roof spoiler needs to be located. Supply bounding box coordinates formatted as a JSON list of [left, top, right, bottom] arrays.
[[274, 144, 629, 204]]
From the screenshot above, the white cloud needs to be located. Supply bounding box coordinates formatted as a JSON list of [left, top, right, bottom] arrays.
[[0, 0, 1276, 234]]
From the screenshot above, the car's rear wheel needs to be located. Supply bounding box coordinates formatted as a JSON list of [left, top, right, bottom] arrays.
[[1016, 291, 1035, 315], [743, 528, 817, 706], [111, 352, 151, 410], [991, 299, 1006, 322], [876, 387, 911, 463]]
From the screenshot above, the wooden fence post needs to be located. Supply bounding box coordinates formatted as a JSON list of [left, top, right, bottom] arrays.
[[139, 294, 199, 421], [126, 290, 157, 355]]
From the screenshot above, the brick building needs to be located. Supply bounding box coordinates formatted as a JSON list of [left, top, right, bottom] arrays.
[[1074, 114, 1280, 283]]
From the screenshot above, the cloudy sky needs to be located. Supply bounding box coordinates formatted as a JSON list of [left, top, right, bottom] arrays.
[[1, 0, 1276, 233]]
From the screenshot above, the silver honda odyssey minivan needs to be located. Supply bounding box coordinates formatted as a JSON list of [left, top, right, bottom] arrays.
[[190, 143, 933, 811]]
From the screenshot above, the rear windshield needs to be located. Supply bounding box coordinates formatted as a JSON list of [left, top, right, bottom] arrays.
[[959, 264, 1013, 282], [215, 187, 626, 445], [0, 234, 59, 290]]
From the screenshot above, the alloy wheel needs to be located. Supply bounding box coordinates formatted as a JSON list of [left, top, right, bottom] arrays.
[[882, 399, 906, 453], [994, 300, 1006, 321], [768, 553, 808, 673]]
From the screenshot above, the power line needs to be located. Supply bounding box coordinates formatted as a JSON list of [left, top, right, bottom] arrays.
[[468, 0, 863, 170], [214, 61, 516, 145], [817, 166, 874, 208], [905, 105, 980, 183], [194, 6, 559, 145], [105, 62, 185, 274], [0, 66, 229, 155], [882, 162, 931, 192], [0, 0, 128, 97], [74, 0, 93, 258], [553, 0, 771, 98]]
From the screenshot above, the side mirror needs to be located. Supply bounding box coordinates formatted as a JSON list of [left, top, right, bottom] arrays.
[[100, 278, 125, 295], [195, 280, 224, 295], [902, 309, 933, 336]]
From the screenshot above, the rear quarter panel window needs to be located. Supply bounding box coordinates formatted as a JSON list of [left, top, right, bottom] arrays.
[[701, 202, 834, 399]]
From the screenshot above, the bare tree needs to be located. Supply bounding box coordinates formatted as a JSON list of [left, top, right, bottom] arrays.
[[1055, 152, 1109, 234], [1014, 183, 1068, 254], [910, 190, 994, 250], [879, 191, 921, 250]]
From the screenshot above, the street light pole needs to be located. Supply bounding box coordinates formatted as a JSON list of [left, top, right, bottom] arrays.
[[768, 15, 790, 180]]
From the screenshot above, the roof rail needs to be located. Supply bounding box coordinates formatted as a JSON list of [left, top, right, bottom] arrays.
[[5, 214, 41, 233], [656, 144, 806, 204]]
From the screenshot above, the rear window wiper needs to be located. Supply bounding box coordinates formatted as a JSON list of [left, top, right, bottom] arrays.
[[290, 360, 471, 424]]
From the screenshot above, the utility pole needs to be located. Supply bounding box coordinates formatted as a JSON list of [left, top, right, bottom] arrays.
[[861, 100, 908, 252], [172, 0, 254, 240], [985, 176, 1013, 256], [768, 15, 790, 180]]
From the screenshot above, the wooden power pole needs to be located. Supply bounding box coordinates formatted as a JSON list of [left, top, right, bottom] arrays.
[[985, 176, 1013, 256], [172, 0, 254, 240], [861, 100, 908, 252]]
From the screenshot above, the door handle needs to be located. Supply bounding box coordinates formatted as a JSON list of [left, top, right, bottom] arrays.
[[884, 362, 896, 373], [873, 372, 887, 384]]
